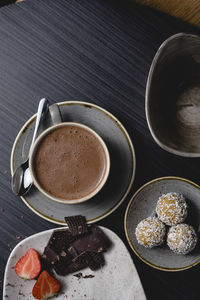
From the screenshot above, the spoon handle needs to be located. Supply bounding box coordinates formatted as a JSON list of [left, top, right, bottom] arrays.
[[30, 98, 49, 148], [49, 103, 63, 125]]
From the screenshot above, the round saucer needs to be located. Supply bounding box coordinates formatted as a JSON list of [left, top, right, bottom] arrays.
[[11, 101, 136, 225], [124, 177, 200, 271]]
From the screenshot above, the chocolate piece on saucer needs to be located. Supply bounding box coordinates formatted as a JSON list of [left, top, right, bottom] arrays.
[[64, 215, 88, 236], [47, 229, 74, 253], [71, 225, 111, 253]]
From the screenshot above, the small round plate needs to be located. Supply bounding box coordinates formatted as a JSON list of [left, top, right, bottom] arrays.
[[124, 176, 200, 271], [11, 101, 136, 225]]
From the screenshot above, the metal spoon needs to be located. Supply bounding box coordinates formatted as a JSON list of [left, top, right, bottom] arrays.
[[12, 98, 49, 196]]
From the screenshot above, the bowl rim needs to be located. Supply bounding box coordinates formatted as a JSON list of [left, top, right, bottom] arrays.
[[29, 121, 111, 204], [145, 33, 200, 157], [124, 176, 200, 272]]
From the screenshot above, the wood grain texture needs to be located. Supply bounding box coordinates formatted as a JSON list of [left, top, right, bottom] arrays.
[[1, 0, 200, 28], [0, 0, 200, 299], [134, 0, 200, 28]]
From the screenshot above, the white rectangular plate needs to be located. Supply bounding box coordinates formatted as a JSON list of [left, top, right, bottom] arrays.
[[3, 226, 146, 300]]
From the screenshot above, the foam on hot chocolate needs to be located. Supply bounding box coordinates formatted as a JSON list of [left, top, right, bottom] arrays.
[[34, 125, 107, 201]]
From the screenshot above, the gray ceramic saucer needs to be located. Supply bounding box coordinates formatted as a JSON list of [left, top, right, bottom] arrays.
[[124, 176, 200, 271], [11, 101, 136, 225]]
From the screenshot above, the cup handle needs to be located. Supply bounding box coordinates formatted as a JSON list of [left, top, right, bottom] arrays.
[[49, 103, 63, 125]]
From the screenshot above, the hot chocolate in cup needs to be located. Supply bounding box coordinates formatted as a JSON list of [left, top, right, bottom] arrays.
[[29, 104, 110, 204]]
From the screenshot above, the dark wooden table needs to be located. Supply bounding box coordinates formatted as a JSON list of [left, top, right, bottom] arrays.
[[1, 0, 200, 299]]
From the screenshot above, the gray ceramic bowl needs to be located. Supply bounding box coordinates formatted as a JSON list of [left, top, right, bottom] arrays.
[[146, 33, 200, 157], [124, 177, 200, 271]]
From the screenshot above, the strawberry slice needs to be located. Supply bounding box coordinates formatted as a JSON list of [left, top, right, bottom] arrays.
[[15, 248, 41, 280], [32, 270, 61, 299]]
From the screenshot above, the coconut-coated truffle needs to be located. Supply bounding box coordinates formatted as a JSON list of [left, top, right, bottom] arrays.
[[167, 224, 197, 255], [156, 192, 187, 226], [135, 217, 166, 248]]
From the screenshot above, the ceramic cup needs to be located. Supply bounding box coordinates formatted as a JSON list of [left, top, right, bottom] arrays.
[[29, 104, 110, 204], [146, 33, 200, 157]]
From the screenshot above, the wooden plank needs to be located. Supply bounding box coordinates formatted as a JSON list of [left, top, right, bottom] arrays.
[[134, 0, 200, 27]]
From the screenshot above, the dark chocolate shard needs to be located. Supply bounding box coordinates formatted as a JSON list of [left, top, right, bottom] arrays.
[[71, 225, 111, 253], [43, 217, 109, 276], [47, 229, 74, 253], [73, 272, 83, 279], [68, 245, 79, 258], [72, 251, 92, 267], [64, 215, 88, 236], [66, 260, 86, 274], [54, 254, 73, 276], [38, 255, 54, 277], [42, 246, 59, 264], [54, 253, 86, 276], [87, 252, 105, 271], [83, 274, 95, 278], [62, 252, 89, 274], [71, 251, 104, 272]]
